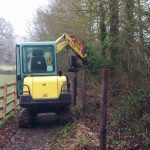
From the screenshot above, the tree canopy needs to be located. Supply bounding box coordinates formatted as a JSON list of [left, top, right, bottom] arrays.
[[29, 0, 150, 89], [0, 18, 15, 65]]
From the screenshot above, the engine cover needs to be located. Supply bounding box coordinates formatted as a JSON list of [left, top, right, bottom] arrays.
[[23, 76, 67, 99]]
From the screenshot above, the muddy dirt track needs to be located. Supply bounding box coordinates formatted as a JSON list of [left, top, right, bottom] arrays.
[[2, 114, 61, 150]]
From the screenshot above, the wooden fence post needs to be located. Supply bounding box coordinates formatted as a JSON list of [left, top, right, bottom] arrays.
[[100, 68, 109, 150], [82, 66, 87, 117], [70, 72, 77, 106], [3, 85, 7, 124], [13, 83, 17, 117]]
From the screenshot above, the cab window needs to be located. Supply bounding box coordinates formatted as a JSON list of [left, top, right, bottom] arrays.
[[22, 45, 55, 73]]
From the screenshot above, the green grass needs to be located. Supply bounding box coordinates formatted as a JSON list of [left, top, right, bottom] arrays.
[[0, 74, 15, 86], [0, 74, 15, 97]]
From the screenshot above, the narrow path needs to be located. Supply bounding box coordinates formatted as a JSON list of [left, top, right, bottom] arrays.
[[2, 114, 60, 150]]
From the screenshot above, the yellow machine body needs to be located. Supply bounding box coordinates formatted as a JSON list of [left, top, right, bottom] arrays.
[[23, 76, 67, 99]]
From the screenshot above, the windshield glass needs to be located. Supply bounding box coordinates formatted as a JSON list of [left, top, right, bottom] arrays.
[[23, 45, 55, 73]]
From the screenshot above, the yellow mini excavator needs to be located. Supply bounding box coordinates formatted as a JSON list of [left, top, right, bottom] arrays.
[[16, 33, 87, 127]]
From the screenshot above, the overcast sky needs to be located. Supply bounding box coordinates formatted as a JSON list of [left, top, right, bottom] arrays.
[[0, 0, 48, 38]]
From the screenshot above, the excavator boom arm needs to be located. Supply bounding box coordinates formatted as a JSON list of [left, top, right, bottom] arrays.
[[55, 33, 87, 61]]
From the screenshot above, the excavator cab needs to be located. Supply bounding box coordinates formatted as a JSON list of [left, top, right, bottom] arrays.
[[16, 42, 71, 128]]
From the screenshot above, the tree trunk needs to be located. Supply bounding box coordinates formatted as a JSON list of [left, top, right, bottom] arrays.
[[124, 0, 135, 42], [99, 1, 107, 56], [137, 0, 144, 45], [109, 0, 119, 67]]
